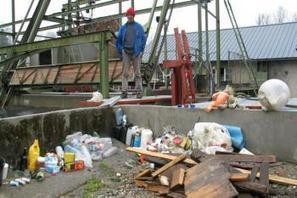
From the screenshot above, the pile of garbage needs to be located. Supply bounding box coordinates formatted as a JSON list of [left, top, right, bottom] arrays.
[[126, 122, 245, 156], [3, 131, 118, 187]]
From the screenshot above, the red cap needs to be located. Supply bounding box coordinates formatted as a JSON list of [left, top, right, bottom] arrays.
[[126, 7, 135, 17]]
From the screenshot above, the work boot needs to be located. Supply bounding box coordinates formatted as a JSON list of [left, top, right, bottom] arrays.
[[136, 91, 143, 99], [121, 92, 127, 99]]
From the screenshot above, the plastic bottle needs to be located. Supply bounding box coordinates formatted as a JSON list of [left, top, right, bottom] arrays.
[[103, 146, 118, 158], [55, 146, 64, 160], [81, 145, 93, 168], [28, 139, 40, 171], [140, 129, 153, 149], [133, 133, 141, 147], [19, 147, 28, 171], [115, 108, 124, 125], [126, 126, 138, 145], [2, 163, 8, 180]]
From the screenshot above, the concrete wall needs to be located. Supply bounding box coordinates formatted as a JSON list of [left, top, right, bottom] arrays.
[[0, 107, 115, 167], [268, 60, 297, 97], [9, 94, 92, 109], [120, 105, 297, 163]]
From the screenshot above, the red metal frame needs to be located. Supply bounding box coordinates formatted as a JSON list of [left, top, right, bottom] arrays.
[[163, 28, 196, 105]]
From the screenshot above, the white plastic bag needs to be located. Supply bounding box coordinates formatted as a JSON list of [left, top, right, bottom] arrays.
[[188, 122, 233, 152], [87, 91, 103, 102], [258, 79, 290, 111]]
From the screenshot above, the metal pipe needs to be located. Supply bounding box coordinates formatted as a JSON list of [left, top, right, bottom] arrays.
[[164, 24, 169, 88], [216, 0, 221, 89], [198, 1, 202, 63], [204, 1, 213, 95], [131, 0, 134, 8], [119, 0, 122, 26], [145, 0, 158, 36], [100, 33, 109, 98], [13, 0, 36, 44], [11, 0, 15, 41], [148, 0, 171, 65]]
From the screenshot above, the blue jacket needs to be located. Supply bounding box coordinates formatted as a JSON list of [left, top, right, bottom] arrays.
[[116, 22, 147, 57]]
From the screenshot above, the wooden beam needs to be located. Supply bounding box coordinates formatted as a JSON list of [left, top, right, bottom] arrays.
[[126, 147, 197, 165], [236, 168, 297, 186], [215, 154, 276, 163], [170, 168, 185, 189], [230, 173, 250, 182], [152, 154, 186, 178]]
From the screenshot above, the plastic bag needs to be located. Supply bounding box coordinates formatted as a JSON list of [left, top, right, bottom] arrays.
[[188, 122, 233, 152], [87, 91, 103, 102], [258, 79, 290, 111]]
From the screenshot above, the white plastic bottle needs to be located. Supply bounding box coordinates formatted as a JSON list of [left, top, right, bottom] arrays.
[[55, 146, 64, 159], [103, 146, 118, 158], [140, 129, 153, 149], [81, 145, 93, 168], [126, 126, 138, 146], [2, 163, 8, 180]]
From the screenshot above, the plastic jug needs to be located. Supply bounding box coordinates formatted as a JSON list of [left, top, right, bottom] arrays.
[[28, 139, 40, 171], [115, 108, 124, 125], [126, 126, 138, 145], [140, 129, 153, 149]]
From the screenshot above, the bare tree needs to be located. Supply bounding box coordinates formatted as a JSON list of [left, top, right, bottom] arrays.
[[255, 6, 297, 25], [273, 6, 288, 23], [256, 13, 271, 25]]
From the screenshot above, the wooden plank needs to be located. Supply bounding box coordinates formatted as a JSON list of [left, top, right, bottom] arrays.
[[134, 179, 146, 187], [215, 154, 276, 163], [259, 162, 269, 187], [230, 173, 250, 182], [184, 158, 238, 198], [135, 169, 151, 180], [236, 168, 297, 186], [151, 154, 186, 178], [126, 147, 197, 165], [250, 166, 259, 182], [143, 182, 170, 195], [170, 168, 185, 189], [233, 181, 268, 194]]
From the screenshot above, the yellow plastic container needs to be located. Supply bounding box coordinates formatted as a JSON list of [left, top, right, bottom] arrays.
[[27, 139, 40, 171], [64, 152, 75, 164]]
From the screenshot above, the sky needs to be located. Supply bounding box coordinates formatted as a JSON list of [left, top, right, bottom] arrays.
[[1, 0, 297, 38]]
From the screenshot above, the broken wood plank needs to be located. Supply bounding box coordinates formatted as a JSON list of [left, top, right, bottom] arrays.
[[184, 158, 238, 198], [215, 154, 276, 163], [134, 179, 147, 187], [170, 168, 185, 189], [229, 162, 255, 169], [250, 166, 259, 182], [259, 162, 269, 188], [233, 181, 268, 194], [143, 182, 170, 195], [135, 169, 151, 179], [167, 192, 186, 198], [236, 168, 297, 186], [151, 154, 186, 178], [126, 147, 197, 165], [230, 173, 250, 182]]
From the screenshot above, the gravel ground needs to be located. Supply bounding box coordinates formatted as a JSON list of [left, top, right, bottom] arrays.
[[62, 140, 160, 198]]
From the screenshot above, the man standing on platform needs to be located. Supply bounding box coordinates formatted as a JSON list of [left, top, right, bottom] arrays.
[[116, 7, 147, 98]]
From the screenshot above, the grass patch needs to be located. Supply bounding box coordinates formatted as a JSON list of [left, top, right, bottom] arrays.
[[99, 161, 111, 171], [83, 177, 104, 198]]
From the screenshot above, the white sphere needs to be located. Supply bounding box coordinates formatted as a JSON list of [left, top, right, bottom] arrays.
[[258, 79, 290, 111]]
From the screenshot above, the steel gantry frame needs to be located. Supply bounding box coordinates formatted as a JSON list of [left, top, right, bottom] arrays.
[[0, 0, 229, 107]]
